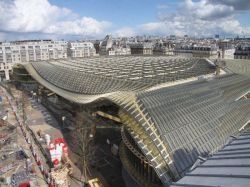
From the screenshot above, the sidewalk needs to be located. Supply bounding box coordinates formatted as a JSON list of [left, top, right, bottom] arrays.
[[0, 86, 48, 187], [22, 91, 84, 187], [2, 84, 114, 187]]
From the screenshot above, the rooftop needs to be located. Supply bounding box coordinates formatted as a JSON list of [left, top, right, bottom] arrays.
[[29, 56, 215, 95], [127, 73, 250, 181], [22, 57, 250, 185], [171, 127, 250, 187]]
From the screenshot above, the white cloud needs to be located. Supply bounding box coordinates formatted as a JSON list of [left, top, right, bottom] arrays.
[[140, 0, 250, 37], [140, 22, 162, 31], [210, 0, 250, 11], [46, 17, 111, 36], [184, 0, 234, 20], [0, 0, 111, 38], [220, 19, 250, 35], [114, 27, 136, 37], [139, 22, 185, 36], [0, 0, 249, 40]]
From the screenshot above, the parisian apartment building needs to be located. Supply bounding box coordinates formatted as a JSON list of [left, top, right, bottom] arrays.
[[67, 41, 98, 58], [0, 40, 68, 81]]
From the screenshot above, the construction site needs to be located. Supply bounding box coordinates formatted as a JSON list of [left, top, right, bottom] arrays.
[[0, 80, 122, 187], [0, 83, 103, 187]]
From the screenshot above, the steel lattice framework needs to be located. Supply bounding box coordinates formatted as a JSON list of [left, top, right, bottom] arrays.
[[23, 56, 250, 186], [30, 56, 215, 94]]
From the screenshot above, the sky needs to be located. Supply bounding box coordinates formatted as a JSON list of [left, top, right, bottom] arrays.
[[0, 0, 250, 41]]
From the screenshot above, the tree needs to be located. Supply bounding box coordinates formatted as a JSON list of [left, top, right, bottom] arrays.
[[69, 111, 96, 185]]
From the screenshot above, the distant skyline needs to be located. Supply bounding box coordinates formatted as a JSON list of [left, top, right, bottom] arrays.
[[0, 0, 250, 41]]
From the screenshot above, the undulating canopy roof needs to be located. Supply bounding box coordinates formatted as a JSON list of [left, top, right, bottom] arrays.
[[24, 57, 250, 185], [30, 56, 215, 94], [123, 74, 250, 182]]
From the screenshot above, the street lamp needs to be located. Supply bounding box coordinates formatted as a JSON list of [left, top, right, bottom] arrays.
[[62, 116, 66, 129], [33, 92, 37, 101]]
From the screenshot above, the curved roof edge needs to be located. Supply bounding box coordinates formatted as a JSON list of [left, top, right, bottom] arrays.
[[24, 63, 134, 104]]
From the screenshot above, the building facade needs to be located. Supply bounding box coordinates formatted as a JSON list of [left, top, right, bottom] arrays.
[[108, 46, 131, 56], [0, 40, 68, 81], [217, 40, 235, 59], [67, 42, 97, 58], [130, 43, 153, 55], [153, 42, 174, 56], [99, 35, 113, 55], [174, 45, 218, 58], [234, 44, 250, 59]]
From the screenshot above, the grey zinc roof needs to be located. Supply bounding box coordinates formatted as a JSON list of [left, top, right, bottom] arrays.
[[171, 128, 250, 187], [225, 59, 250, 77], [132, 74, 250, 178]]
